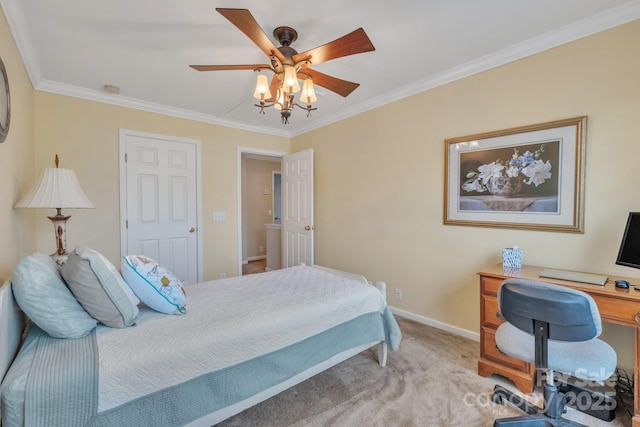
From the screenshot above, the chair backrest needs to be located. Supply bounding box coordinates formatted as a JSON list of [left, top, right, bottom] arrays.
[[498, 279, 602, 342]]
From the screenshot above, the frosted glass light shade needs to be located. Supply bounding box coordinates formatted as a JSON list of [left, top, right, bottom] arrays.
[[15, 167, 94, 209], [301, 78, 317, 104], [282, 66, 300, 93], [253, 74, 271, 100]]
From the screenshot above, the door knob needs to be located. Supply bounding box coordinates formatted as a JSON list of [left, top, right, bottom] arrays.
[[189, 227, 196, 233], [304, 225, 315, 231]]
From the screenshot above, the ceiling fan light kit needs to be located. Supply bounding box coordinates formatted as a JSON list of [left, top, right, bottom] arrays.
[[254, 61, 316, 124], [190, 8, 375, 125]]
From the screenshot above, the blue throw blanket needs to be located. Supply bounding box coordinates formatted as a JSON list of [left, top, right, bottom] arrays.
[[25, 326, 98, 426]]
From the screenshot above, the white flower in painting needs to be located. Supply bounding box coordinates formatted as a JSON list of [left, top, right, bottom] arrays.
[[521, 160, 552, 187], [505, 166, 520, 178], [462, 178, 486, 193], [477, 162, 504, 184]]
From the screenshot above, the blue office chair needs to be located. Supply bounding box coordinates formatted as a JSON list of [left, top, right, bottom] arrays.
[[491, 279, 617, 426]]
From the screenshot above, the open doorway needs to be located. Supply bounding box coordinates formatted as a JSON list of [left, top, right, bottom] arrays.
[[237, 147, 286, 276]]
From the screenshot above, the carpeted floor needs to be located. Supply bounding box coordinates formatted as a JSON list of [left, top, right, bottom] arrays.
[[217, 316, 632, 427]]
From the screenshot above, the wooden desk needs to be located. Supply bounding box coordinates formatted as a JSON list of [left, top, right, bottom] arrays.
[[478, 264, 640, 427]]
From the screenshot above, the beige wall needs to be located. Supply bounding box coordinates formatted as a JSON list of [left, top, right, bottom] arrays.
[[0, 8, 35, 282], [32, 92, 290, 280], [293, 20, 640, 368]]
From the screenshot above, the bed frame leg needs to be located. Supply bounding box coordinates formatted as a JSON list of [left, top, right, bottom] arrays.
[[373, 281, 388, 367], [377, 342, 388, 367]]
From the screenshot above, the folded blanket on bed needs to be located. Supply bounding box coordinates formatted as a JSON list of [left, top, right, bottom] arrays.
[[0, 325, 98, 427]]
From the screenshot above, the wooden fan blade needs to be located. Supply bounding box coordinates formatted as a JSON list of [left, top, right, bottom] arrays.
[[190, 64, 270, 71], [292, 28, 375, 66], [300, 69, 360, 97], [216, 8, 287, 64]]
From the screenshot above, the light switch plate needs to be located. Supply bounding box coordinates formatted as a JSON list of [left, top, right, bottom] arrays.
[[213, 211, 226, 221]]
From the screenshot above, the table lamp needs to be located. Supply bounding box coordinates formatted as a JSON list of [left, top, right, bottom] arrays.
[[14, 155, 94, 265]]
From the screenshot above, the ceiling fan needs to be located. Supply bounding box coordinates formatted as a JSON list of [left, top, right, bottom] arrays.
[[190, 8, 375, 124]]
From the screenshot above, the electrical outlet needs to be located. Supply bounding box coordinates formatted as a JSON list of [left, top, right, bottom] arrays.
[[259, 246, 264, 253], [395, 288, 402, 300], [220, 272, 226, 279]]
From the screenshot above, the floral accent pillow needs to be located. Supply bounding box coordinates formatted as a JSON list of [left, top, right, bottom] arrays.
[[121, 255, 186, 315]]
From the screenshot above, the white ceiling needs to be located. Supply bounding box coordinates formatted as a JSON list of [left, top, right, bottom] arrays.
[[2, 0, 639, 137]]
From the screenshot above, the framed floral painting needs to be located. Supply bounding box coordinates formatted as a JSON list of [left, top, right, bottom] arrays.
[[444, 116, 586, 232]]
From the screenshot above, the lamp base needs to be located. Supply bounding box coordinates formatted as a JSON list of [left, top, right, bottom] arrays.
[[50, 252, 69, 267], [47, 213, 71, 266]]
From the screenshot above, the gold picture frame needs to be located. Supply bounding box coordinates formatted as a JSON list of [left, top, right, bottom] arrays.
[[444, 116, 587, 232]]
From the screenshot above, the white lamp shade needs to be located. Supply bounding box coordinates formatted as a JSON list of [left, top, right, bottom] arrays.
[[301, 78, 317, 104], [282, 66, 300, 93], [253, 74, 271, 100], [14, 167, 94, 209]]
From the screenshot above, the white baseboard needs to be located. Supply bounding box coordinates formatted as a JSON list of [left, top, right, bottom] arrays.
[[246, 255, 266, 262], [390, 306, 480, 342]]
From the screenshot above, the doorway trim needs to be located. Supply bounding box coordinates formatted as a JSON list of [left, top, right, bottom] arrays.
[[272, 170, 282, 224], [237, 146, 288, 276], [119, 128, 203, 282]]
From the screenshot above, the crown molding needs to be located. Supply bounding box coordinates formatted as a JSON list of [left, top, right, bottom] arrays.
[[36, 79, 291, 138]]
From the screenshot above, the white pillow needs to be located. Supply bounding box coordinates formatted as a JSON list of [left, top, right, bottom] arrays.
[[62, 246, 139, 328], [121, 255, 186, 315], [12, 254, 97, 338]]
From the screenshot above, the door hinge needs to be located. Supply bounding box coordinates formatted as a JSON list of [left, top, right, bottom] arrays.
[[126, 220, 128, 229], [124, 152, 127, 162]]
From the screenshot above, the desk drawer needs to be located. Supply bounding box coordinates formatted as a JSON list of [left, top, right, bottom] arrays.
[[481, 326, 528, 371], [482, 294, 503, 328], [481, 277, 504, 296], [596, 294, 640, 327]]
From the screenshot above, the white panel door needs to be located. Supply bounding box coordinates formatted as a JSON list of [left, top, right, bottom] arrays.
[[282, 149, 314, 267], [121, 131, 199, 284]]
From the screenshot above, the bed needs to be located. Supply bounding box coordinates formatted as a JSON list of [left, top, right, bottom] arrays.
[[0, 254, 401, 427]]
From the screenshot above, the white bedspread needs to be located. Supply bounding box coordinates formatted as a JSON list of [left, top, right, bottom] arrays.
[[97, 265, 387, 412]]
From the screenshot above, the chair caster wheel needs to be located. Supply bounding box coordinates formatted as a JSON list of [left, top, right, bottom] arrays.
[[492, 393, 503, 404]]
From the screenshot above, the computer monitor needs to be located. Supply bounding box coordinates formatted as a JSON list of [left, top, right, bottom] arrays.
[[616, 212, 640, 269]]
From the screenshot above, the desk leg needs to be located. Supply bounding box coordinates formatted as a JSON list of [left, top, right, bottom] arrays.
[[634, 327, 640, 427]]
